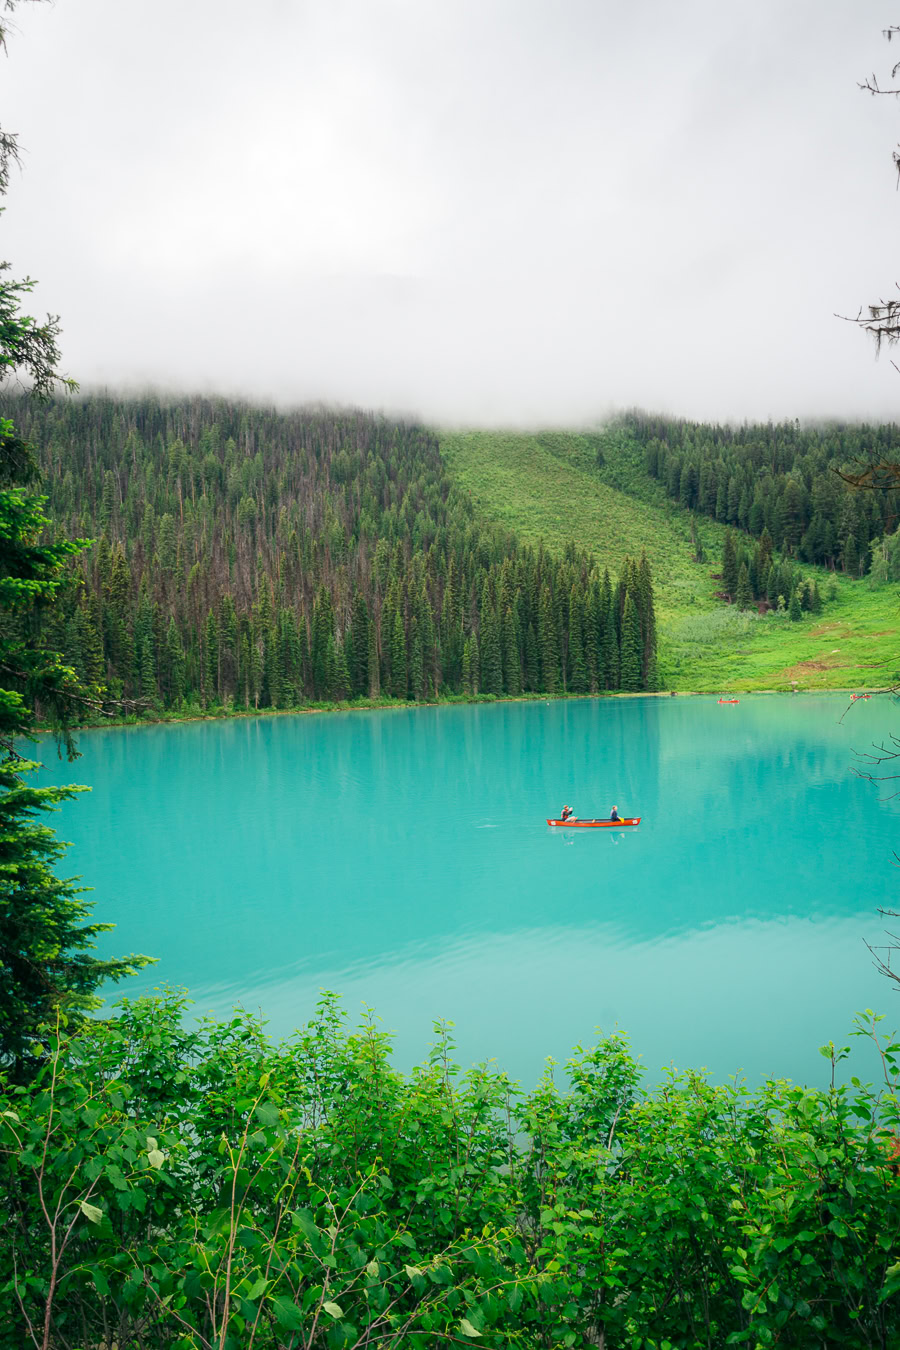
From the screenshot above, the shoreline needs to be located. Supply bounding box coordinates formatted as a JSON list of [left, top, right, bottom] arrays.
[[39, 684, 894, 737]]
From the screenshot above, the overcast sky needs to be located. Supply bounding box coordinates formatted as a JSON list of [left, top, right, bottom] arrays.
[[2, 0, 900, 425]]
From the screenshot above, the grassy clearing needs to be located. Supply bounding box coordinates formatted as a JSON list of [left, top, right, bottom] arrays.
[[442, 429, 724, 620], [665, 579, 900, 692], [441, 427, 900, 693]]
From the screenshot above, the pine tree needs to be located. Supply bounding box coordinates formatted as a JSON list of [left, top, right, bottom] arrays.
[[619, 591, 642, 691], [335, 634, 352, 701], [469, 630, 480, 693], [501, 605, 522, 695], [420, 588, 437, 698], [0, 457, 147, 1065], [735, 563, 752, 611], [524, 622, 539, 692], [600, 570, 618, 690], [567, 585, 588, 693], [462, 638, 473, 694], [77, 597, 104, 687], [479, 582, 503, 695], [390, 608, 407, 698], [203, 610, 219, 704], [0, 47, 157, 1059], [350, 591, 369, 697], [789, 588, 803, 622], [165, 618, 185, 704], [637, 552, 658, 684], [843, 533, 859, 577], [409, 615, 425, 700], [538, 584, 560, 693], [722, 530, 739, 600], [367, 613, 380, 698], [311, 586, 335, 697]]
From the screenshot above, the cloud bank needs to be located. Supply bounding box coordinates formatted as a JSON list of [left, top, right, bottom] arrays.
[[2, 0, 899, 425]]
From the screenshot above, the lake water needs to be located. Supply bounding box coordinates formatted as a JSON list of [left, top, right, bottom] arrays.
[[35, 695, 900, 1088]]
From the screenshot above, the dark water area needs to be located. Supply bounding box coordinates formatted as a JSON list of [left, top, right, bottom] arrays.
[[36, 694, 899, 1088]]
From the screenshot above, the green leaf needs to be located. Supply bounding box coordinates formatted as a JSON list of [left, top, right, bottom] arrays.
[[255, 1100, 280, 1127], [245, 1276, 268, 1300], [80, 1200, 103, 1224], [405, 1264, 424, 1280], [148, 1148, 165, 1169], [366, 1260, 379, 1278], [460, 1318, 482, 1337], [271, 1294, 305, 1330], [323, 1301, 343, 1318]]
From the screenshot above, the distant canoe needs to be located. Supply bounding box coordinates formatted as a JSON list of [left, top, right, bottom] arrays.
[[717, 698, 739, 704], [547, 817, 641, 828]]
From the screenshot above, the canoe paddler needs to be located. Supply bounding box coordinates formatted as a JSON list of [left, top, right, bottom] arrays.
[[610, 805, 620, 821], [561, 804, 575, 821]]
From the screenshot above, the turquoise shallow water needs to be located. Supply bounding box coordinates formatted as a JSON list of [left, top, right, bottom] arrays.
[[35, 694, 900, 1086]]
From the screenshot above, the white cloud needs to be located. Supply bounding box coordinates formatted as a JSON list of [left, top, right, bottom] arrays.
[[2, 0, 898, 424]]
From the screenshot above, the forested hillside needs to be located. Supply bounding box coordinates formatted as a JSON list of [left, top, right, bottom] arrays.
[[624, 412, 900, 573], [3, 395, 658, 713], [442, 425, 900, 693]]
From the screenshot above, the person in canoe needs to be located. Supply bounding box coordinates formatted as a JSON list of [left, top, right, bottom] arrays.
[[610, 805, 621, 821], [560, 804, 576, 821]]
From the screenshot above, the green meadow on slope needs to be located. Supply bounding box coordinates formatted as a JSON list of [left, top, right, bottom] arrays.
[[441, 427, 900, 692]]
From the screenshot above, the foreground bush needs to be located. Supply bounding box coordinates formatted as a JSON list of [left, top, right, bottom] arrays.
[[2, 994, 900, 1348]]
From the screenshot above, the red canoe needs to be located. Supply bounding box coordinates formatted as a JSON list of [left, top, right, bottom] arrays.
[[717, 698, 739, 704], [547, 817, 641, 828]]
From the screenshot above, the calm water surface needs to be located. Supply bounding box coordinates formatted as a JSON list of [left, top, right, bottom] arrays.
[[36, 695, 900, 1086]]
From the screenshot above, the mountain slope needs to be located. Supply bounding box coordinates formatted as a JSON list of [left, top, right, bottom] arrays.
[[441, 427, 897, 692]]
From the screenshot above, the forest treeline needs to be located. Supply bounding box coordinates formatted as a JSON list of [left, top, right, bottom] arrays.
[[3, 395, 658, 712], [621, 412, 900, 575]]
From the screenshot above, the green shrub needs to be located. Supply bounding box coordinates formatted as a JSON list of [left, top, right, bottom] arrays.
[[672, 608, 757, 644], [2, 997, 900, 1348]]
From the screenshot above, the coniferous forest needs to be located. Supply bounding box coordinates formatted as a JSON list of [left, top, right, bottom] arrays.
[[622, 412, 900, 575], [4, 394, 659, 714]]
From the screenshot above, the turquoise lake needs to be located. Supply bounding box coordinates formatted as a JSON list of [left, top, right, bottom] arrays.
[[35, 694, 900, 1087]]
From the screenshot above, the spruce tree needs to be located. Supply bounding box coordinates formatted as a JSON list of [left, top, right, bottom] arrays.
[[722, 530, 739, 600], [501, 605, 522, 695], [462, 638, 472, 694], [367, 613, 380, 698], [789, 588, 803, 622], [469, 630, 480, 693], [409, 615, 425, 700], [0, 27, 153, 1063], [524, 622, 539, 692], [637, 552, 658, 684], [349, 591, 369, 696], [735, 563, 752, 611], [619, 591, 643, 691], [335, 634, 352, 701], [479, 582, 503, 695], [843, 533, 859, 577], [600, 570, 618, 690], [203, 610, 219, 703], [567, 585, 588, 693], [165, 618, 185, 703], [390, 609, 407, 698], [538, 585, 560, 693]]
